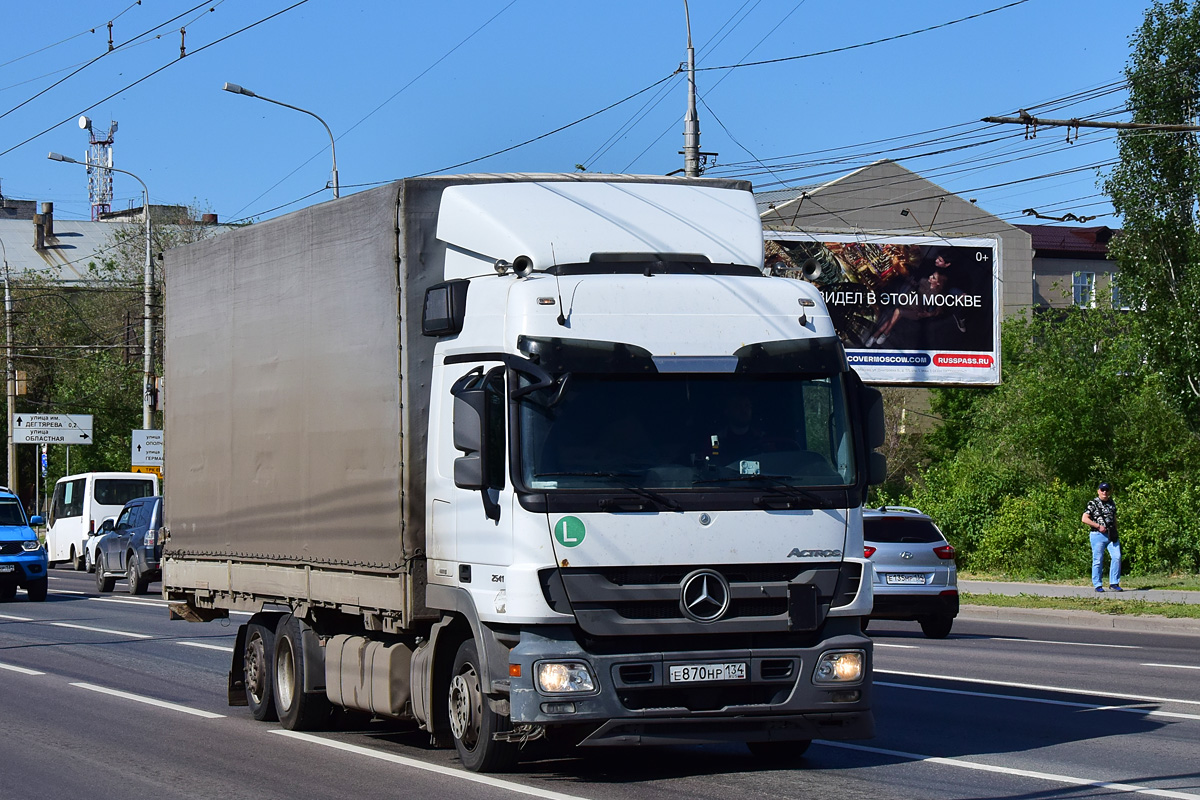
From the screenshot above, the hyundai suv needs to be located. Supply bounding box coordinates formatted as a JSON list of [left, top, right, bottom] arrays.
[[863, 506, 958, 638], [0, 487, 48, 601]]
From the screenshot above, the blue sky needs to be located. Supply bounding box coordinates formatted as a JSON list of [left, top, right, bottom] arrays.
[[0, 0, 1150, 226]]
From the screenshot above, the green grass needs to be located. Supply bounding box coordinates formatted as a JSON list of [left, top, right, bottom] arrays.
[[962, 592, 1200, 619], [960, 571, 1200, 591]]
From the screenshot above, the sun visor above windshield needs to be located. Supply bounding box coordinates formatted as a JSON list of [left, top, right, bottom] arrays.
[[436, 181, 763, 279]]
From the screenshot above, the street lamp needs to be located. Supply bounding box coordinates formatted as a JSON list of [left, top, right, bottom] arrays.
[[0, 236, 15, 494], [48, 152, 155, 430], [222, 82, 340, 199]]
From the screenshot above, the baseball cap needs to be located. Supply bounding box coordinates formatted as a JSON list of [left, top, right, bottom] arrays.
[[1098, 482, 1111, 491]]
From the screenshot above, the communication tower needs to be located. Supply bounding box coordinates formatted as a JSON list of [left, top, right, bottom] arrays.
[[79, 116, 118, 220]]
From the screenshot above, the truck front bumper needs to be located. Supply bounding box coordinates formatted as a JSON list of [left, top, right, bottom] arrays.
[[506, 621, 873, 746]]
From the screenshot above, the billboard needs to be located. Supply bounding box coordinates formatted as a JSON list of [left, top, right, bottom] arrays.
[[764, 232, 1001, 385]]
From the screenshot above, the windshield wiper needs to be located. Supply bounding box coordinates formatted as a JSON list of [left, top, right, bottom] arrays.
[[533, 471, 683, 512], [693, 473, 828, 505]]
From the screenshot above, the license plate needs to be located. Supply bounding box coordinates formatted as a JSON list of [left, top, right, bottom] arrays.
[[668, 662, 747, 683], [0, 564, 14, 573], [885, 573, 926, 585]]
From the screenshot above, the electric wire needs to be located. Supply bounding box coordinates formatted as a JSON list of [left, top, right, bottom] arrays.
[[0, 0, 314, 162], [0, 0, 143, 70]]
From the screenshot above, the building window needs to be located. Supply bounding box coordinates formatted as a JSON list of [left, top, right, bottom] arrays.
[[1111, 272, 1130, 310], [1073, 272, 1095, 307]]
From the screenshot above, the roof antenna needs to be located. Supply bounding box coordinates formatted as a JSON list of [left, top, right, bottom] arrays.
[[552, 243, 567, 326]]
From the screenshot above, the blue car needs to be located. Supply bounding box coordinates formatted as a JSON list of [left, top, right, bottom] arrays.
[[0, 487, 47, 601]]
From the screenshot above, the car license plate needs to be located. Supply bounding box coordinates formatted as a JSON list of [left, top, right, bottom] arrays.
[[0, 564, 14, 573], [885, 573, 926, 585], [668, 662, 747, 683]]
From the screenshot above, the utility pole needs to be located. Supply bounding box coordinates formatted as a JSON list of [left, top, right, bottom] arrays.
[[682, 0, 701, 177], [0, 237, 14, 497]]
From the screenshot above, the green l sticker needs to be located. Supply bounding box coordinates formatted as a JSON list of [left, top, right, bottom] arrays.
[[554, 516, 586, 547]]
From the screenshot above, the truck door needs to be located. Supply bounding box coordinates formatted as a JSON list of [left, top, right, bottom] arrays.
[[451, 366, 514, 570]]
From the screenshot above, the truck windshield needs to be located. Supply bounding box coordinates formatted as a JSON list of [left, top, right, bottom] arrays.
[[518, 373, 856, 491]]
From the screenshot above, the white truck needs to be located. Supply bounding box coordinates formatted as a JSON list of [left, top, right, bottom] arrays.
[[163, 174, 885, 772]]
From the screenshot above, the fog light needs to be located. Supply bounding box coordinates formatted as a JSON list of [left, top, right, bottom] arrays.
[[540, 701, 577, 714], [829, 690, 861, 703], [536, 662, 595, 694], [813, 650, 865, 684]]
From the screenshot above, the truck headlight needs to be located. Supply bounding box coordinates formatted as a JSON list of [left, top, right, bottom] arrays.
[[21, 540, 42, 552], [536, 662, 595, 694], [813, 650, 865, 684]]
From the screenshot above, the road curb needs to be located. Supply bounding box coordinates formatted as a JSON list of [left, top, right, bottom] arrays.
[[959, 604, 1200, 635]]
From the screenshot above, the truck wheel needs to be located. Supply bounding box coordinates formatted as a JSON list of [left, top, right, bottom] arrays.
[[72, 547, 85, 571], [244, 621, 278, 721], [448, 639, 518, 773], [273, 615, 331, 731], [25, 577, 48, 602], [126, 556, 148, 595], [96, 560, 115, 593], [859, 617, 870, 632], [919, 615, 954, 639], [0, 582, 16, 600], [747, 739, 811, 761]]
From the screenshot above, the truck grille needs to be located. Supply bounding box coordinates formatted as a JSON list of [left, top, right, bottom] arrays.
[[0, 542, 24, 555], [543, 563, 851, 636]]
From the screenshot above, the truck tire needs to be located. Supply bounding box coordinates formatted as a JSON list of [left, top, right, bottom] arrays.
[[0, 582, 16, 600], [448, 639, 518, 773], [244, 620, 278, 721], [96, 559, 115, 593], [126, 555, 148, 595], [273, 615, 331, 731], [72, 546, 85, 571], [25, 577, 48, 602], [919, 615, 954, 639], [747, 739, 811, 761]]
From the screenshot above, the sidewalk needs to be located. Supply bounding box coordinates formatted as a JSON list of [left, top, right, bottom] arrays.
[[956, 579, 1200, 634], [960, 579, 1200, 605]]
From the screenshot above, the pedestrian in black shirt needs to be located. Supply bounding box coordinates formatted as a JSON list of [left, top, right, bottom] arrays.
[[1082, 482, 1121, 592]]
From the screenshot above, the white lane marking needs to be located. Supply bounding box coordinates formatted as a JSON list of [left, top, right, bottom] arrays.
[[819, 741, 1200, 800], [0, 661, 44, 675], [50, 622, 152, 639], [981, 636, 1140, 650], [70, 682, 225, 719], [879, 669, 1200, 708], [1142, 663, 1200, 671], [177, 641, 234, 653], [91, 597, 168, 608], [874, 643, 919, 649], [53, 590, 87, 595], [878, 681, 1200, 722], [273, 730, 592, 799], [0, 613, 33, 621]]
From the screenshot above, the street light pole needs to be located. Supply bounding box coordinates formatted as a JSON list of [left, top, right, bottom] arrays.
[[0, 236, 15, 496], [48, 152, 154, 430], [222, 82, 340, 198]]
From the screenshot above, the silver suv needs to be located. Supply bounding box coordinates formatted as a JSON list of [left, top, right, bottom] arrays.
[[863, 506, 958, 638]]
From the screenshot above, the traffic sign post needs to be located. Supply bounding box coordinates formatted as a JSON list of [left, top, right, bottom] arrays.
[[14, 414, 93, 445]]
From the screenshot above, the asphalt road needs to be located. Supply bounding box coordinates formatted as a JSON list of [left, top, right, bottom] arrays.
[[1, 569, 1198, 800]]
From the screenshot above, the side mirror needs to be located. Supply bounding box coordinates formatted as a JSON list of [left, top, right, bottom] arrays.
[[868, 451, 887, 486], [452, 389, 488, 491], [862, 385, 885, 451], [28, 515, 44, 527]]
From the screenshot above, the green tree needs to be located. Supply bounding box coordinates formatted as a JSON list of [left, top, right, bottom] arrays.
[[1104, 0, 1200, 433]]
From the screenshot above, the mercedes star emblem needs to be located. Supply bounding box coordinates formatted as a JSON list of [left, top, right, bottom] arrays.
[[680, 569, 731, 622]]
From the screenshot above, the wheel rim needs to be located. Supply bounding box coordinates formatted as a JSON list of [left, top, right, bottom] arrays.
[[128, 561, 136, 587], [275, 635, 296, 712], [448, 666, 482, 749], [246, 633, 268, 706]]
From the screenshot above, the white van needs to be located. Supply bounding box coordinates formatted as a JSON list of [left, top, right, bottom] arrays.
[[45, 472, 159, 570]]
